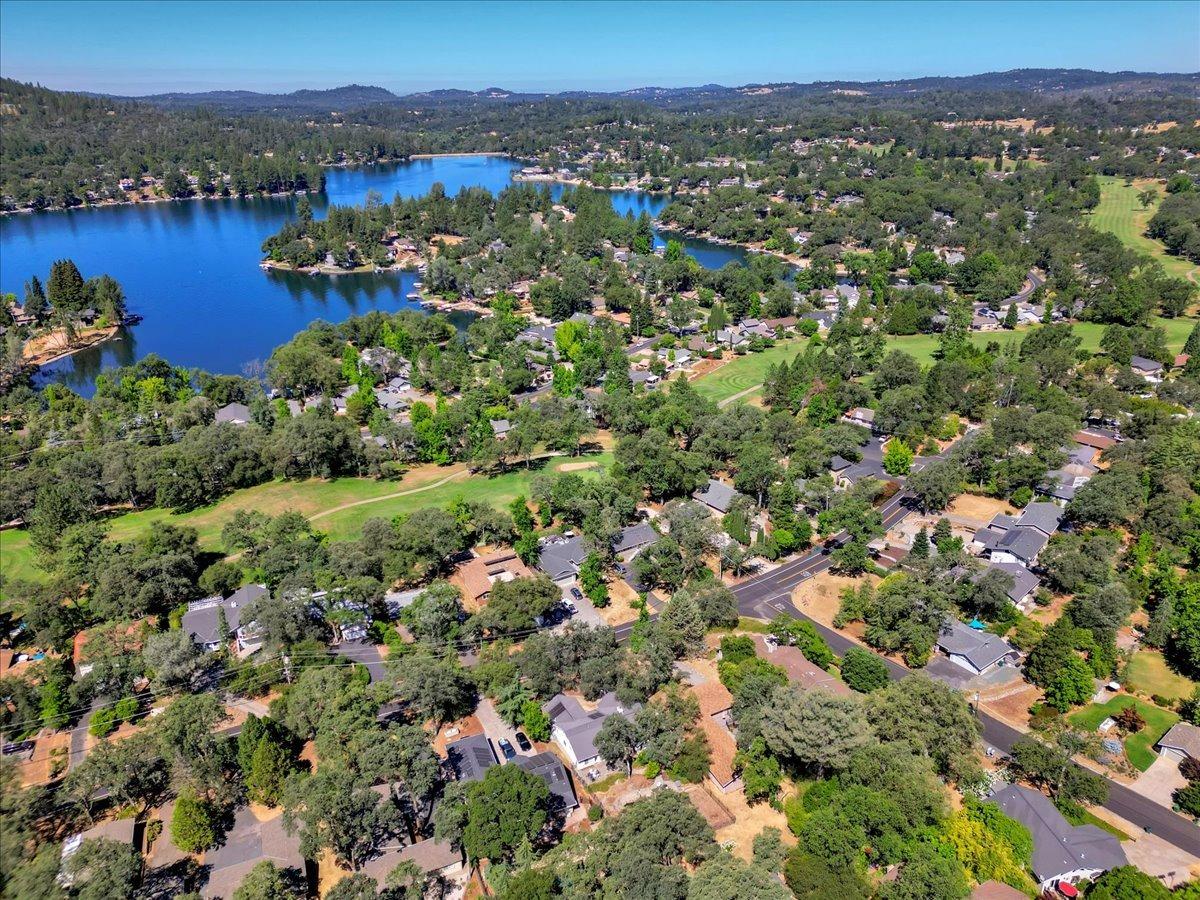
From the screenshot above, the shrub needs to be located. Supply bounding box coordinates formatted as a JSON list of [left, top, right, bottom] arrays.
[[839, 647, 889, 693], [1011, 486, 1033, 508], [669, 734, 710, 784], [720, 635, 756, 665], [1174, 780, 1200, 817], [1114, 705, 1146, 733], [1180, 757, 1200, 781], [171, 790, 218, 853], [587, 803, 604, 822]]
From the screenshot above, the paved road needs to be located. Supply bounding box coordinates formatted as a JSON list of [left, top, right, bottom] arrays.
[[725, 503, 1200, 856]]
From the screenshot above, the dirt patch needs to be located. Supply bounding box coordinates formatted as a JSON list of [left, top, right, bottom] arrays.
[[790, 572, 876, 628], [978, 681, 1042, 731], [712, 787, 793, 860], [22, 729, 70, 786], [597, 576, 643, 627], [686, 784, 735, 830], [687, 354, 730, 381], [432, 715, 484, 757], [23, 325, 119, 367], [558, 461, 599, 472], [946, 494, 1016, 529]]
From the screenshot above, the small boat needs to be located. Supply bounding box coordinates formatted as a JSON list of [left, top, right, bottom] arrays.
[[407, 292, 422, 300]]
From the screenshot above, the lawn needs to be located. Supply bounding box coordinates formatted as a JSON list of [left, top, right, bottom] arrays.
[[883, 315, 1195, 368], [1067, 695, 1180, 772], [1124, 650, 1198, 702], [692, 338, 809, 404], [0, 452, 612, 585], [1089, 176, 1199, 284]]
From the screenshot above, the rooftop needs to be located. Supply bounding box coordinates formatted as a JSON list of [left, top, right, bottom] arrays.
[[445, 733, 498, 782], [692, 478, 738, 513], [988, 784, 1126, 884], [936, 619, 1017, 671]]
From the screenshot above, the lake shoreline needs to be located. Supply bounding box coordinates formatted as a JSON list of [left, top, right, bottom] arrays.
[[22, 324, 122, 369]]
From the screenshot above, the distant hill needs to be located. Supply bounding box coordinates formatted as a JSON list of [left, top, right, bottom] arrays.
[[112, 69, 1199, 114], [123, 83, 399, 112]]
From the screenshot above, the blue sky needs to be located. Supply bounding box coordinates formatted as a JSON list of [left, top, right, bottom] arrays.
[[1, 0, 1196, 95]]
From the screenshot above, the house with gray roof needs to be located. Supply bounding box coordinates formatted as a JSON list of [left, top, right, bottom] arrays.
[[516, 323, 558, 347], [513, 751, 578, 811], [980, 561, 1040, 609], [988, 527, 1049, 568], [536, 535, 588, 583], [1157, 721, 1200, 762], [612, 522, 659, 558], [988, 784, 1126, 889], [543, 692, 638, 770], [692, 478, 739, 514], [201, 805, 306, 899], [1017, 502, 1064, 537], [489, 418, 512, 439], [935, 619, 1018, 675], [801, 309, 836, 331], [1130, 355, 1164, 383], [182, 584, 269, 654], [446, 733, 498, 782], [359, 837, 463, 884], [214, 402, 252, 426]]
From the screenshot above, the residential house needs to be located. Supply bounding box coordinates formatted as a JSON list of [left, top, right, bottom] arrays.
[[536, 535, 588, 584], [692, 478, 739, 515], [1130, 356, 1164, 383], [359, 838, 463, 886], [612, 522, 659, 560], [489, 419, 512, 440], [988, 784, 1126, 890], [214, 402, 252, 426], [1157, 722, 1200, 762], [801, 309, 836, 331], [1073, 425, 1121, 451], [543, 692, 639, 770], [738, 318, 775, 339], [974, 502, 1062, 567], [841, 407, 877, 431], [629, 369, 660, 389], [182, 585, 269, 654], [977, 560, 1040, 609], [200, 806, 306, 899], [458, 550, 534, 604], [359, 346, 405, 376], [60, 818, 138, 885], [935, 620, 1019, 675], [751, 634, 851, 696], [714, 326, 750, 350], [971, 882, 1031, 900], [689, 681, 740, 792], [764, 316, 797, 334], [446, 733, 498, 782], [513, 751, 579, 811], [516, 323, 558, 348]]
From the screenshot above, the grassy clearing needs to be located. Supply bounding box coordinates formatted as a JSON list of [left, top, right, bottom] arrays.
[[1067, 695, 1179, 772], [692, 338, 809, 404], [1124, 650, 1198, 702], [1089, 176, 1198, 284], [0, 452, 612, 585], [882, 316, 1195, 368]]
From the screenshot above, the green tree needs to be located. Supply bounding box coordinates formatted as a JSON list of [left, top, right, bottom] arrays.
[[61, 837, 141, 900], [170, 788, 219, 853], [882, 439, 914, 476], [1088, 865, 1171, 900], [687, 853, 790, 900], [461, 764, 549, 863], [522, 700, 551, 743], [840, 647, 890, 693]]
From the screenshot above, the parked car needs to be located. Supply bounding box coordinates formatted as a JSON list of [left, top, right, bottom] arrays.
[[498, 738, 516, 760], [570, 587, 583, 601], [562, 598, 578, 614], [514, 731, 532, 752]]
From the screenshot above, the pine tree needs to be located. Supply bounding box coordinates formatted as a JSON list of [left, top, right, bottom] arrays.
[[47, 259, 86, 312], [911, 527, 930, 560], [932, 517, 953, 550], [1185, 321, 1200, 357], [1003, 303, 1018, 329], [23, 276, 48, 322]]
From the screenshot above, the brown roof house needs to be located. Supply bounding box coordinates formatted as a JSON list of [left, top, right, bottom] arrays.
[[457, 550, 533, 605], [752, 634, 851, 696], [688, 680, 740, 793]]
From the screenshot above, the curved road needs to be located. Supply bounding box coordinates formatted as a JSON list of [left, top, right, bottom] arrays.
[[723, 490, 1200, 856]]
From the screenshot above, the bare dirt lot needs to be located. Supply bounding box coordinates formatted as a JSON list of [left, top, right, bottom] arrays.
[[596, 576, 642, 627], [790, 572, 876, 628], [713, 787, 793, 860], [946, 493, 1017, 527]]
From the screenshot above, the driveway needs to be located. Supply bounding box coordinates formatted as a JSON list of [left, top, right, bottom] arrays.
[[1132, 753, 1188, 808], [474, 697, 525, 759], [564, 584, 604, 628], [332, 641, 387, 682]]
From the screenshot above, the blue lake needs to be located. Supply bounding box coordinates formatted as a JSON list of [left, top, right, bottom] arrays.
[[0, 155, 749, 393]]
